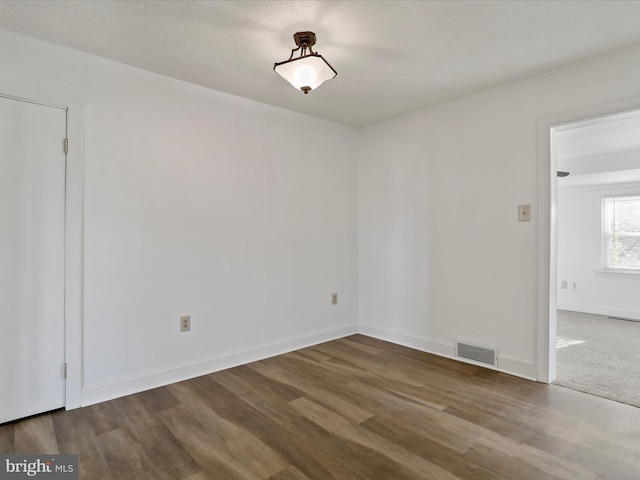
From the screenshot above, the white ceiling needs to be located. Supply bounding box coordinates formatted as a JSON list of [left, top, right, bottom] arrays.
[[557, 110, 640, 165], [2, 1, 640, 128], [557, 109, 640, 186]]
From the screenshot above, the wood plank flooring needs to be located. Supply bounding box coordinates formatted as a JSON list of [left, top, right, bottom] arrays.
[[2, 334, 640, 479]]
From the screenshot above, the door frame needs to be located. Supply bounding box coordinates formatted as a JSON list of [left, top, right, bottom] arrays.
[[0, 81, 84, 409], [536, 94, 640, 384]]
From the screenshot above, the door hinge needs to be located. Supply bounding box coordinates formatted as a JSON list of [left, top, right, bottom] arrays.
[[63, 138, 69, 155], [64, 363, 68, 379]]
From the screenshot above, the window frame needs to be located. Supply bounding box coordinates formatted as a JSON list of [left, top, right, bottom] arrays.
[[596, 186, 640, 275]]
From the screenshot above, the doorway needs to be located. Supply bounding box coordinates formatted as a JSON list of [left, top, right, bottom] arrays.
[[550, 108, 640, 406], [0, 94, 67, 423]]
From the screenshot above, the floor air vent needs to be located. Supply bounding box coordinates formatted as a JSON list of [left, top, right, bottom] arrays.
[[456, 341, 498, 367]]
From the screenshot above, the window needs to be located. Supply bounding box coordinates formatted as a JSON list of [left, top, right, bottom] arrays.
[[602, 195, 640, 271]]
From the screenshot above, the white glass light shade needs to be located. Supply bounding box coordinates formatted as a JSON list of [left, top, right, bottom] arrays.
[[274, 55, 337, 93]]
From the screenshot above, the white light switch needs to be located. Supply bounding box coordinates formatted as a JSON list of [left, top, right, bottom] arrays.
[[518, 205, 531, 222]]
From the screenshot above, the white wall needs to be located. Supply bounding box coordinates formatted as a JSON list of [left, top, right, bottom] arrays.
[[558, 181, 640, 320], [0, 29, 357, 405], [358, 44, 640, 380], [5, 25, 640, 404]]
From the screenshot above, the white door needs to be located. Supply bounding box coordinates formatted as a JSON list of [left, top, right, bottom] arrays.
[[0, 95, 66, 423]]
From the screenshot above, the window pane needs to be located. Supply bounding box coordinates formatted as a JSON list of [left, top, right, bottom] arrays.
[[604, 195, 640, 270], [609, 235, 640, 269]]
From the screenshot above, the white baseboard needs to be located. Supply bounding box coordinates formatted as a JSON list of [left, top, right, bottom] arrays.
[[358, 324, 455, 358], [81, 321, 539, 407], [81, 323, 358, 407], [498, 355, 537, 381], [358, 323, 537, 381], [558, 303, 640, 321]]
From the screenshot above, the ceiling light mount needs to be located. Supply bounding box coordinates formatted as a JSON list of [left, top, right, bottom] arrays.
[[293, 31, 317, 50], [274, 31, 337, 95]]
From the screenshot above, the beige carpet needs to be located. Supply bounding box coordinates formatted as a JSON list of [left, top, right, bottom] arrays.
[[554, 310, 640, 408]]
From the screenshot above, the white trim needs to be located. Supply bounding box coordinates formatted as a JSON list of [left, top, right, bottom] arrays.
[[0, 80, 85, 411], [0, 92, 68, 110], [81, 323, 357, 406], [358, 324, 537, 381], [63, 97, 85, 410], [596, 187, 640, 273], [536, 121, 554, 384], [359, 324, 454, 357], [557, 304, 640, 322], [594, 268, 640, 276], [499, 355, 537, 381], [537, 97, 640, 385]]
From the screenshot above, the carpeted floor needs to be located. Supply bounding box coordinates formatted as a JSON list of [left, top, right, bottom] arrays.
[[554, 310, 640, 408]]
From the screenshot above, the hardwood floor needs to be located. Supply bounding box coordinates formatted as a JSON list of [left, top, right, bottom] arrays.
[[3, 334, 640, 479]]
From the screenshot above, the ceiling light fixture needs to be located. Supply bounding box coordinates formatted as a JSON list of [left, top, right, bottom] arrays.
[[274, 31, 337, 94]]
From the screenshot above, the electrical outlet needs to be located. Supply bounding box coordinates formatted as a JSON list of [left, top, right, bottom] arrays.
[[180, 315, 191, 332], [331, 293, 338, 305], [561, 281, 568, 289]]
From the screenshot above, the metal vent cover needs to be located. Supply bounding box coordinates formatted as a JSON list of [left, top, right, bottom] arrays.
[[456, 341, 498, 366]]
